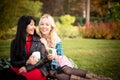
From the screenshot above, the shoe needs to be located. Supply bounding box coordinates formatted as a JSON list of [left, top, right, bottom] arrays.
[[86, 72, 112, 80], [86, 72, 98, 79], [93, 75, 112, 80]]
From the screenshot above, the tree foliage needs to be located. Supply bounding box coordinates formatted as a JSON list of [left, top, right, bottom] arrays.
[[108, 2, 120, 21], [40, 0, 110, 17], [40, 0, 64, 16], [90, 0, 108, 17], [0, 0, 42, 38]]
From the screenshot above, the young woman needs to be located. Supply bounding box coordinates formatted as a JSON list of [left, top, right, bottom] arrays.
[[10, 15, 49, 80], [38, 14, 112, 80]]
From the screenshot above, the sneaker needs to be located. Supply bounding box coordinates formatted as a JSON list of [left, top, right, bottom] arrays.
[[86, 72, 112, 80], [86, 72, 98, 79], [93, 75, 112, 80], [70, 75, 90, 80]]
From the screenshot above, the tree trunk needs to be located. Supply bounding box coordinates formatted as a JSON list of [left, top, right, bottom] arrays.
[[86, 0, 90, 27]]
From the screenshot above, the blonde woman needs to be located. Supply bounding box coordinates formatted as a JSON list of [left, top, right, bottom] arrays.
[[38, 14, 111, 80]]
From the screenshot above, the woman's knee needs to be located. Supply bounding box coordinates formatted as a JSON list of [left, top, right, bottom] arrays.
[[62, 66, 72, 75]]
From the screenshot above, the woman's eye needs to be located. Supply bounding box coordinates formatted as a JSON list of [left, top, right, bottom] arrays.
[[40, 23, 43, 25], [31, 24, 35, 26], [46, 24, 50, 26]]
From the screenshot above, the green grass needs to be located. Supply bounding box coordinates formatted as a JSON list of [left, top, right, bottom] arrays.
[[0, 38, 120, 80], [62, 38, 120, 80], [0, 40, 11, 58]]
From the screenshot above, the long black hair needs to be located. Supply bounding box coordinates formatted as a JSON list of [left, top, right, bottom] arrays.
[[13, 15, 36, 55]]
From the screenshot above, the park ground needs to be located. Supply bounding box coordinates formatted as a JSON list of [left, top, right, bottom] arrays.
[[0, 38, 120, 80]]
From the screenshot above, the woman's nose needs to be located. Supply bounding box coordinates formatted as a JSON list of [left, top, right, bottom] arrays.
[[33, 25, 36, 29]]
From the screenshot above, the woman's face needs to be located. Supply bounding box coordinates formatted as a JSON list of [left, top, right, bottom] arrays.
[[26, 20, 36, 35], [39, 18, 52, 36]]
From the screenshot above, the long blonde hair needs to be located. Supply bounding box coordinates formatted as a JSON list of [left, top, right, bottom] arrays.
[[38, 14, 61, 48]]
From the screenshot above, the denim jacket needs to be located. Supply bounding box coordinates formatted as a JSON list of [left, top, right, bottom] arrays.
[[50, 42, 64, 69]]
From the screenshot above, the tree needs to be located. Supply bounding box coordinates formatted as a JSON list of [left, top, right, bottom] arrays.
[[108, 2, 120, 21], [86, 0, 90, 27], [90, 0, 108, 17], [0, 0, 42, 38], [40, 0, 64, 16]]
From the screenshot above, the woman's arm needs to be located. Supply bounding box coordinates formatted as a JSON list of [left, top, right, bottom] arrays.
[[40, 38, 50, 52], [25, 40, 49, 71]]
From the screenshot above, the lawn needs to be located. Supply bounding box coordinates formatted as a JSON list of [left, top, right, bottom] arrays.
[[0, 38, 120, 80], [0, 40, 11, 58]]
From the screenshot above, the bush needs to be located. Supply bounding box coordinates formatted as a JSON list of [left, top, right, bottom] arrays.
[[82, 21, 120, 39], [56, 15, 80, 38], [60, 14, 75, 25], [74, 17, 107, 27]]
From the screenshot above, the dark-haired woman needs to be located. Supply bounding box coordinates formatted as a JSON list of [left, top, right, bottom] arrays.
[[10, 15, 48, 80]]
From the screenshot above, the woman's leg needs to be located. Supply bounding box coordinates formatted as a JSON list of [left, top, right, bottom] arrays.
[[55, 73, 70, 80], [62, 66, 87, 78], [48, 69, 70, 80]]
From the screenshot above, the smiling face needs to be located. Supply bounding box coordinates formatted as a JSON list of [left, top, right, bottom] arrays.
[[26, 20, 36, 35], [39, 18, 52, 36]]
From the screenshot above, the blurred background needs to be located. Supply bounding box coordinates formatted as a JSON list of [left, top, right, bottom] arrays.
[[0, 0, 120, 80], [0, 0, 120, 39]]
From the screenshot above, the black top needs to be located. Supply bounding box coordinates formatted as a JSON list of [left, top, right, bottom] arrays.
[[10, 34, 49, 76]]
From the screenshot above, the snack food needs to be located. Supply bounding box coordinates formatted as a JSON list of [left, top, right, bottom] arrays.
[[32, 51, 41, 62], [49, 48, 56, 55]]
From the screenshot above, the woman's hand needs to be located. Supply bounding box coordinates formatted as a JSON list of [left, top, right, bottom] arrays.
[[19, 66, 27, 73], [40, 38, 47, 46], [47, 54, 56, 60], [26, 55, 37, 65], [40, 38, 49, 51]]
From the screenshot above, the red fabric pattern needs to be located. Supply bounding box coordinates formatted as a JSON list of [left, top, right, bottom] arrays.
[[12, 67, 46, 80], [25, 35, 32, 56]]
